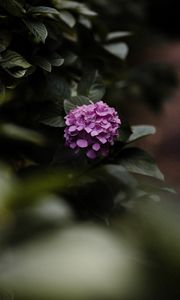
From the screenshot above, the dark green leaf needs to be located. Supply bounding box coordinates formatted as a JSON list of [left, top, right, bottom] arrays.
[[23, 19, 48, 43], [40, 107, 65, 128], [119, 148, 164, 180], [64, 99, 75, 114], [104, 164, 137, 188], [44, 74, 71, 104], [6, 69, 27, 78], [33, 56, 52, 72], [72, 95, 91, 106], [1, 50, 32, 69], [0, 81, 5, 103], [117, 121, 132, 143], [0, 31, 11, 53], [64, 96, 90, 113], [40, 115, 65, 127], [48, 53, 64, 67], [78, 70, 105, 101]]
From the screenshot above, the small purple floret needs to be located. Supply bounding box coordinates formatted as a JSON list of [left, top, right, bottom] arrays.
[[64, 101, 121, 159]]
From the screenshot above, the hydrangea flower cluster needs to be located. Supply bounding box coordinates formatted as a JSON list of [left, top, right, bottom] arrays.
[[64, 101, 121, 159]]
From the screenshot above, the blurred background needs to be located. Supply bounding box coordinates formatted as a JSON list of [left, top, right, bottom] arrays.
[[89, 0, 180, 191], [106, 0, 180, 191]]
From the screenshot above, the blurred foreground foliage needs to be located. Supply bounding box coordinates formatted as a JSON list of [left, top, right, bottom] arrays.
[[0, 0, 179, 300]]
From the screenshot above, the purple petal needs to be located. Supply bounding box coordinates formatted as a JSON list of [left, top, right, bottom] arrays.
[[77, 125, 84, 131], [89, 123, 95, 129], [69, 125, 77, 132], [97, 136, 107, 144], [85, 127, 92, 133], [91, 130, 99, 137], [86, 150, 96, 159], [70, 143, 77, 149], [101, 123, 111, 129], [92, 143, 100, 151], [76, 139, 88, 148], [96, 110, 109, 117]]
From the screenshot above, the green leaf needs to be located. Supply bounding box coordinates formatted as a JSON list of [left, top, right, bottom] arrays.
[[64, 99, 75, 114], [33, 56, 52, 72], [44, 74, 71, 104], [128, 125, 156, 143], [64, 96, 90, 113], [117, 120, 132, 143], [72, 95, 91, 106], [27, 6, 76, 27], [1, 50, 32, 69], [48, 53, 64, 67], [23, 19, 48, 43], [104, 42, 129, 60], [0, 123, 45, 145], [0, 0, 26, 16], [5, 69, 27, 78], [119, 148, 164, 181], [0, 50, 33, 78], [104, 164, 137, 188], [78, 70, 106, 101], [40, 115, 65, 127], [40, 106, 65, 128]]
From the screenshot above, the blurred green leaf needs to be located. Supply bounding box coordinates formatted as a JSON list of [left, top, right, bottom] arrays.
[[0, 124, 45, 145], [59, 11, 76, 27], [53, 0, 97, 16], [106, 31, 132, 41], [0, 226, 141, 300], [128, 125, 156, 143], [104, 42, 129, 60], [27, 6, 60, 17], [0, 0, 26, 16]]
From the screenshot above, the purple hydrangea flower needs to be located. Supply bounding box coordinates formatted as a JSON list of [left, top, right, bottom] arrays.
[[64, 101, 121, 159]]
